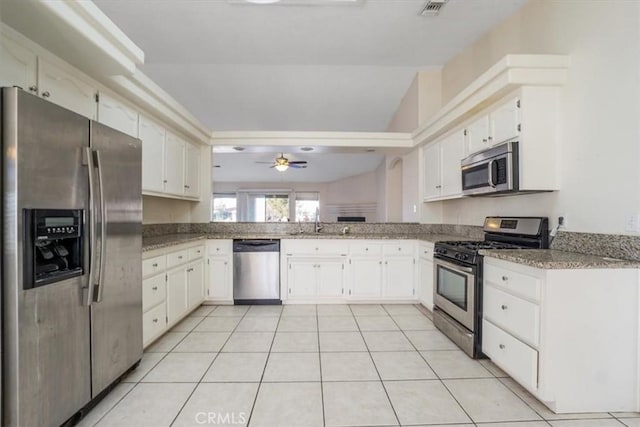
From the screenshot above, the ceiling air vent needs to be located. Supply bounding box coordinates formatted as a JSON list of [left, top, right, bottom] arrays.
[[419, 0, 448, 16]]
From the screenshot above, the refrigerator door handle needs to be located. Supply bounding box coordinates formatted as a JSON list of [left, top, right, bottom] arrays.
[[94, 149, 107, 303], [84, 147, 97, 306]]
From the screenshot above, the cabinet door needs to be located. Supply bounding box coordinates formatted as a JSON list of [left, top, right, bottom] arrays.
[[184, 142, 200, 198], [465, 114, 490, 155], [97, 92, 139, 137], [164, 132, 185, 195], [419, 257, 434, 309], [423, 142, 441, 200], [318, 261, 345, 298], [38, 59, 97, 119], [440, 131, 465, 197], [383, 257, 415, 298], [491, 98, 520, 145], [139, 115, 166, 193], [187, 260, 204, 309], [0, 36, 37, 91], [350, 257, 382, 298], [288, 261, 317, 298], [207, 256, 231, 301], [166, 268, 188, 324]]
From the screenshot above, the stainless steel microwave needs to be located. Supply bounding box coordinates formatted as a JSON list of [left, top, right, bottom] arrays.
[[461, 141, 518, 196]]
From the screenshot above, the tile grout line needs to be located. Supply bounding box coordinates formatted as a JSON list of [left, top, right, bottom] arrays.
[[87, 306, 216, 426], [382, 304, 479, 427], [349, 304, 402, 427], [315, 305, 327, 427], [244, 304, 285, 427], [168, 304, 251, 427]]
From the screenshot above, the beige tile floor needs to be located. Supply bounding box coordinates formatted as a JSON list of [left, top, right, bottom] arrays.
[[79, 304, 640, 427]]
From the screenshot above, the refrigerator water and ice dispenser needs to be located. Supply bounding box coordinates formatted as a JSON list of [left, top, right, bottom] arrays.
[[23, 208, 84, 289]]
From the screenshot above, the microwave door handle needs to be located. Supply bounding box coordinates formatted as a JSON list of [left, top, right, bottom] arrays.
[[84, 147, 97, 306], [488, 159, 497, 188], [94, 149, 107, 303]]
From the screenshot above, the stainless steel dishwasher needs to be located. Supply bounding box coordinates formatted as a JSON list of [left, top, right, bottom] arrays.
[[233, 239, 281, 304]]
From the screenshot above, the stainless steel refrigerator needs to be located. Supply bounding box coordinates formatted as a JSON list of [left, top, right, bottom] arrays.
[[1, 87, 143, 426]]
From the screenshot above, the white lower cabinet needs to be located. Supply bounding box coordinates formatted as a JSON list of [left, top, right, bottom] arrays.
[[282, 239, 416, 303], [142, 241, 207, 347], [418, 242, 434, 310], [288, 258, 345, 300], [482, 257, 640, 413], [205, 240, 233, 303]]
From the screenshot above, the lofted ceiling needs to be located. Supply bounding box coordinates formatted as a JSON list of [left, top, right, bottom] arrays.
[[212, 151, 385, 183], [93, 0, 527, 132]]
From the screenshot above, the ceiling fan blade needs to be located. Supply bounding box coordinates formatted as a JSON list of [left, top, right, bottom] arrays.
[[289, 164, 307, 169], [288, 161, 308, 165], [255, 161, 275, 164]]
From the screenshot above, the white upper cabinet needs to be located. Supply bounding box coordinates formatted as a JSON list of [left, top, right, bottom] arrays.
[[184, 142, 200, 198], [440, 131, 465, 198], [465, 97, 520, 156], [97, 92, 139, 137], [422, 142, 441, 200], [465, 115, 490, 155], [490, 98, 520, 145], [139, 114, 166, 193], [164, 132, 185, 196], [423, 129, 465, 201], [0, 35, 37, 92], [38, 58, 97, 119]]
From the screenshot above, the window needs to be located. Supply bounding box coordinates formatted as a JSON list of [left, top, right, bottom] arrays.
[[212, 193, 237, 222], [248, 193, 290, 222], [295, 192, 320, 222]]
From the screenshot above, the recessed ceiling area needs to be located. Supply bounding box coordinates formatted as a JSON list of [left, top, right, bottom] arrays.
[[93, 0, 527, 132], [212, 151, 385, 183]]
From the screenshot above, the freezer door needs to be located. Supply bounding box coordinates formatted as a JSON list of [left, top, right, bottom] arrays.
[[89, 121, 143, 396], [2, 87, 92, 426]]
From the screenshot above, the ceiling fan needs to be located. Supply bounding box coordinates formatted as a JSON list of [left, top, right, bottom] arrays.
[[256, 153, 307, 172]]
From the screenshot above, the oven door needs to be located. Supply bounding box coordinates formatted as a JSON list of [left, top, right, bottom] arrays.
[[433, 258, 476, 332]]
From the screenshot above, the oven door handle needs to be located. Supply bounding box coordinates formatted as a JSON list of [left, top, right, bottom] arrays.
[[434, 257, 475, 274]]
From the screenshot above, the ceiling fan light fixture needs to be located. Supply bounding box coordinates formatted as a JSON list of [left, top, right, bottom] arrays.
[[274, 164, 289, 172]]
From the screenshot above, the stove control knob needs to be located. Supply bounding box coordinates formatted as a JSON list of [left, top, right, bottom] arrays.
[[462, 254, 469, 260], [455, 253, 461, 259]]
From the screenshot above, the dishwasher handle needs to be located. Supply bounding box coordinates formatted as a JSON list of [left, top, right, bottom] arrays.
[[233, 239, 280, 252]]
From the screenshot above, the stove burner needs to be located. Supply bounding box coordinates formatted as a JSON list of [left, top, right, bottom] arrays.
[[440, 241, 522, 250]]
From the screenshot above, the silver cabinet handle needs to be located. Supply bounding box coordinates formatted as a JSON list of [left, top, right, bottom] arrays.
[[224, 261, 227, 265], [163, 179, 168, 183], [379, 261, 382, 265], [488, 136, 493, 141], [385, 261, 388, 265], [152, 318, 159, 323], [216, 248, 220, 251], [502, 276, 508, 281], [178, 256, 183, 259], [41, 91, 50, 98], [365, 248, 368, 251], [28, 85, 38, 92], [398, 247, 401, 251], [152, 286, 158, 291], [499, 344, 505, 349], [501, 305, 508, 310], [315, 247, 319, 251], [152, 263, 158, 267], [482, 138, 487, 143]]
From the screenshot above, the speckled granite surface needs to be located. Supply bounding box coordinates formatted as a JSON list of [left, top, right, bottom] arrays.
[[551, 231, 640, 262], [142, 232, 480, 252], [480, 249, 640, 269]]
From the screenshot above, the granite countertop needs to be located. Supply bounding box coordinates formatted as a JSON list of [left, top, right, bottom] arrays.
[[480, 249, 640, 269], [142, 232, 480, 252]]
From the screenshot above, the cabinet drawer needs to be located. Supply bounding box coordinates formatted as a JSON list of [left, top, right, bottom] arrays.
[[484, 285, 540, 347], [208, 240, 232, 255], [143, 303, 167, 346], [284, 240, 348, 255], [142, 255, 166, 278], [350, 242, 382, 256], [383, 242, 415, 256], [143, 274, 166, 312], [418, 243, 434, 260], [189, 245, 205, 260], [483, 319, 538, 391], [484, 263, 541, 302], [166, 249, 189, 268]]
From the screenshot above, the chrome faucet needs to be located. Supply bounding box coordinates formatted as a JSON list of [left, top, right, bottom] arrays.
[[314, 207, 323, 233]]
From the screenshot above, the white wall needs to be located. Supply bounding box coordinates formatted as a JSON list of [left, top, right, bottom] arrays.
[[426, 0, 640, 234], [375, 160, 387, 222], [402, 149, 420, 222]]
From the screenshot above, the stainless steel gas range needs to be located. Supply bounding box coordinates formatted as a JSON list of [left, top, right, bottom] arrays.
[[432, 217, 549, 358]]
